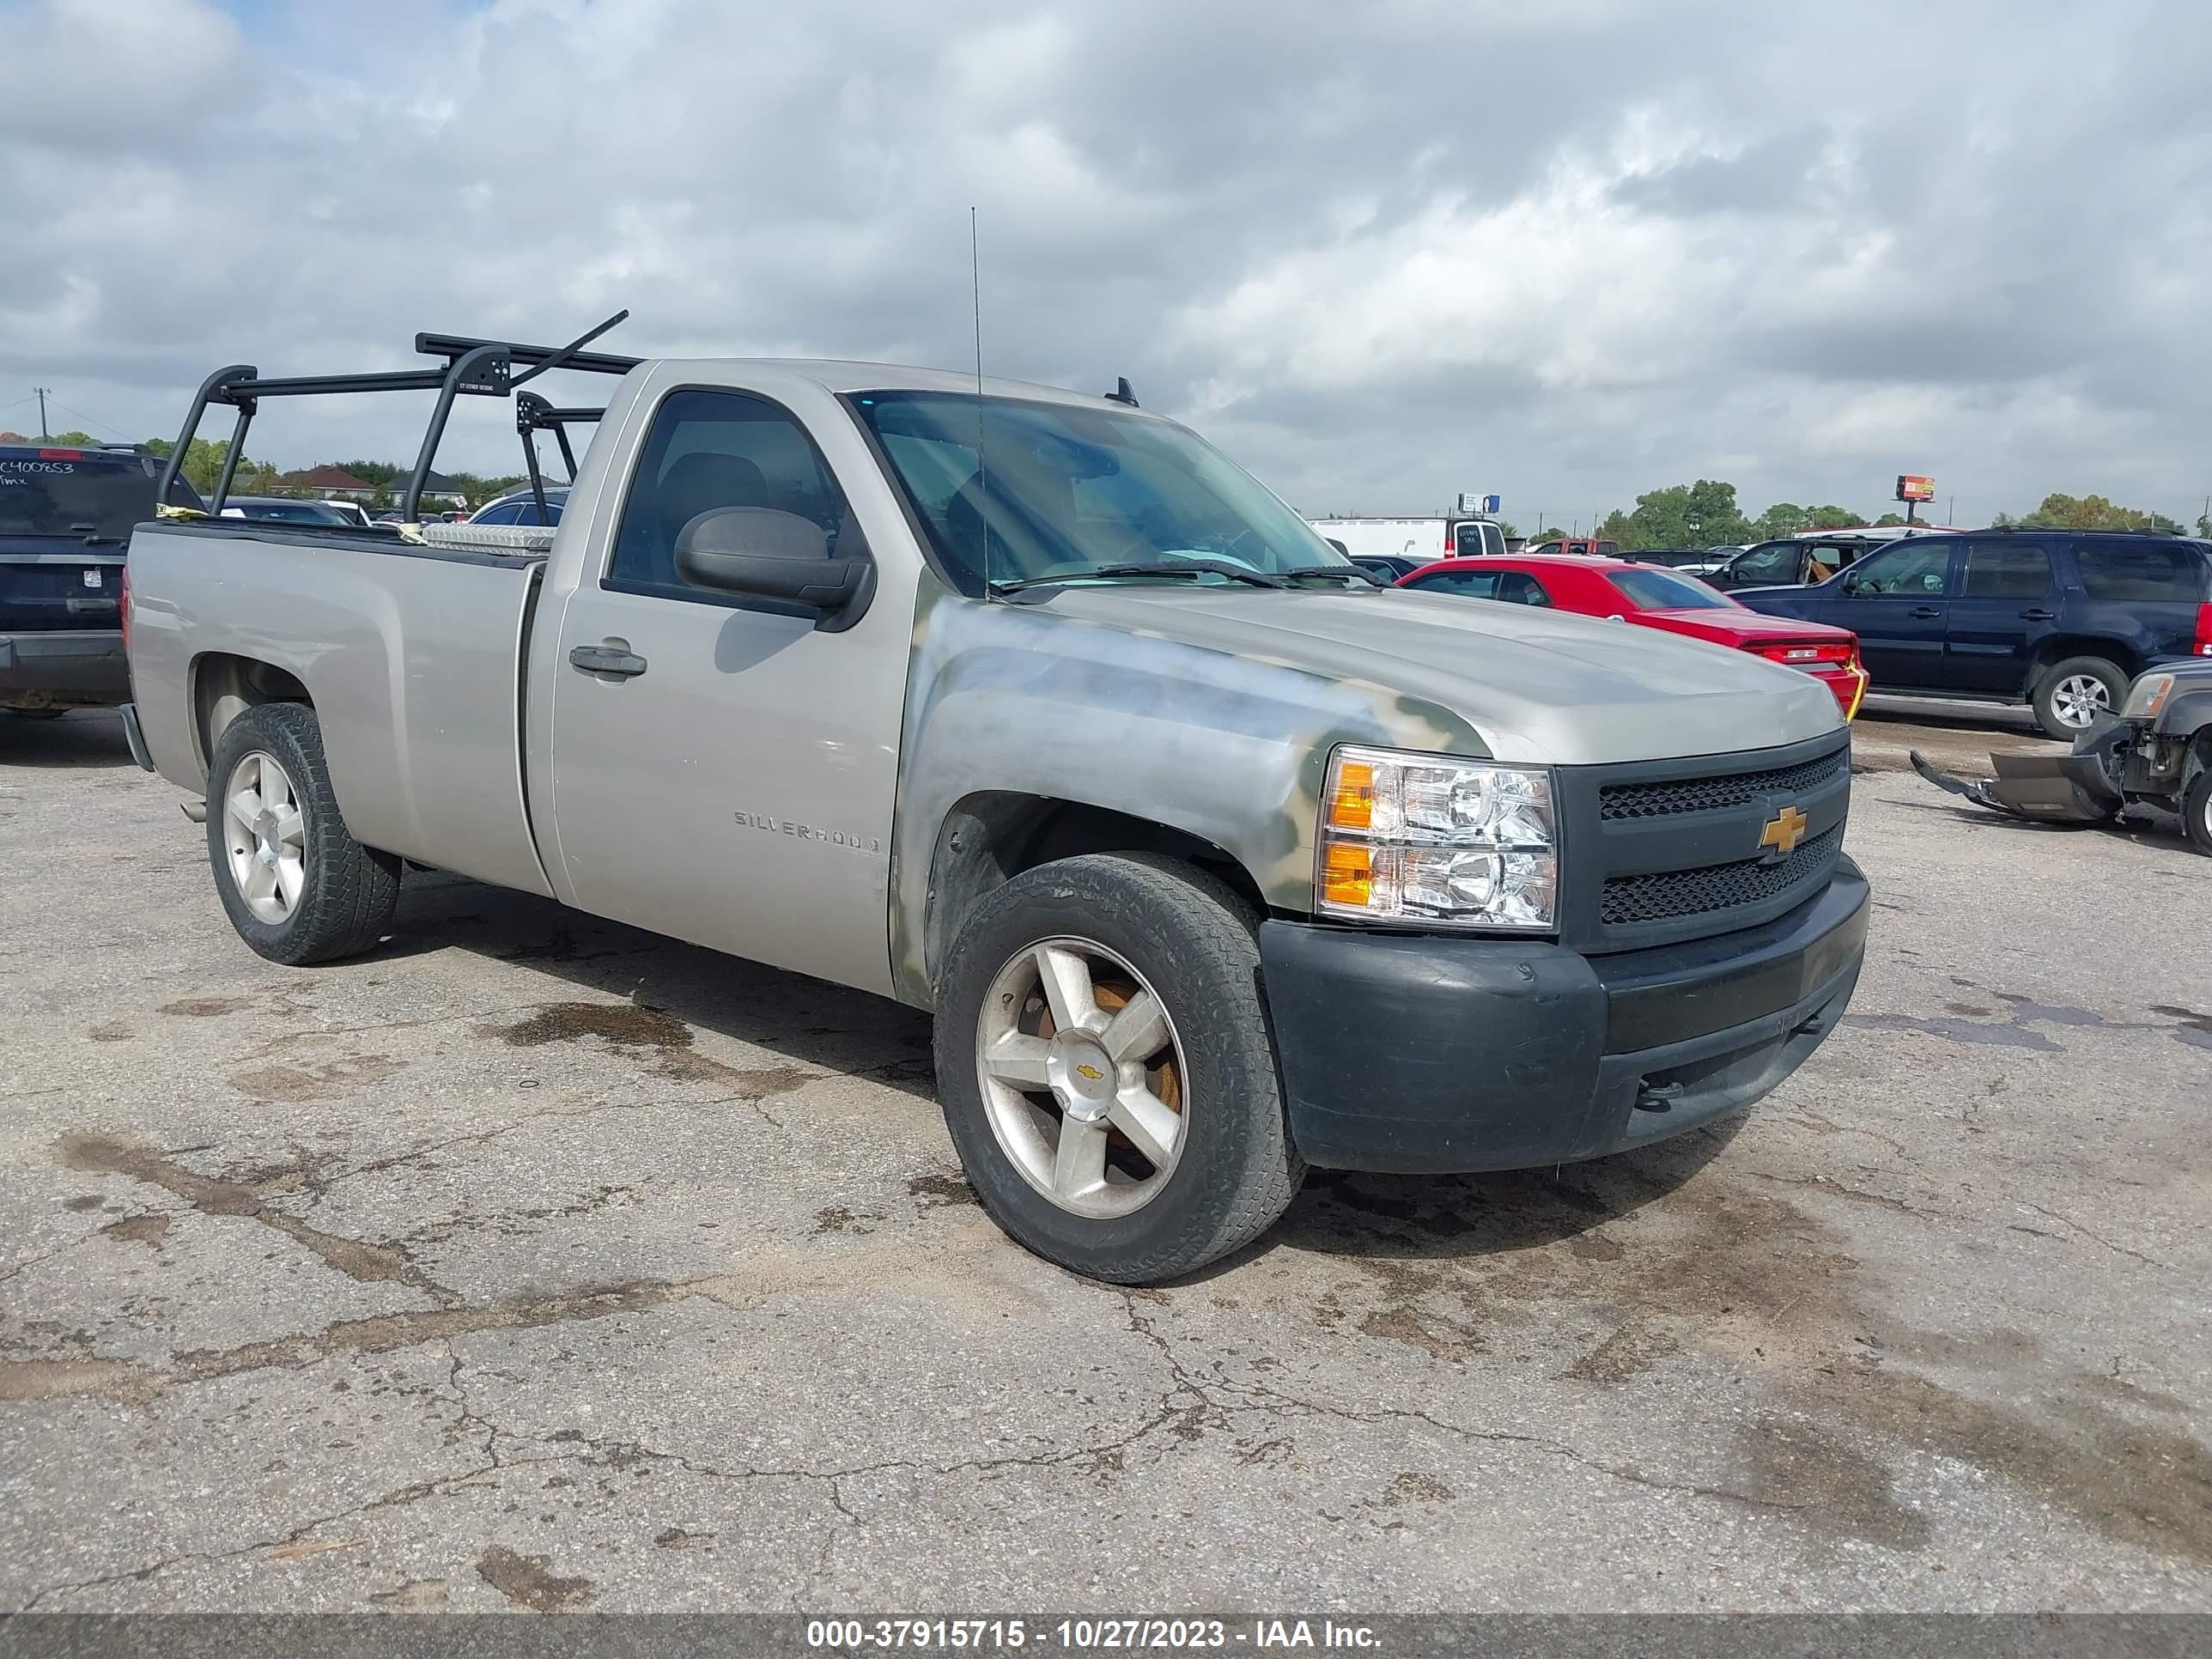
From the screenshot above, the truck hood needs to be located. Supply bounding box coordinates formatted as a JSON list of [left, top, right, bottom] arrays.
[[1043, 584, 1843, 766]]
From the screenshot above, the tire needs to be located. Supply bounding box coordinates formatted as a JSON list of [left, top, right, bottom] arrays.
[[932, 853, 1304, 1284], [2185, 766, 2212, 858], [2033, 656, 2126, 738], [204, 702, 401, 964]]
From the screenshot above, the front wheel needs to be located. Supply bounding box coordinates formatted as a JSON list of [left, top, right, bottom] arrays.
[[933, 854, 1304, 1284], [205, 702, 400, 964], [2185, 766, 2212, 858]]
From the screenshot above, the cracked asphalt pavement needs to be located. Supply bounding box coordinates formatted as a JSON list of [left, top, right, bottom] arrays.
[[2, 708, 2208, 1613]]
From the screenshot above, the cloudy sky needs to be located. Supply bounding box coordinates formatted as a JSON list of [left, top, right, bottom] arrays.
[[3, 0, 2209, 528]]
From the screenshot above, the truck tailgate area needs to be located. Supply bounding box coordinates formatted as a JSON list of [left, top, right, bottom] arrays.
[[126, 523, 555, 899]]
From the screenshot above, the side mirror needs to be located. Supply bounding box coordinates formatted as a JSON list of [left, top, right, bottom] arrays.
[[674, 507, 871, 624], [1840, 574, 1862, 595]]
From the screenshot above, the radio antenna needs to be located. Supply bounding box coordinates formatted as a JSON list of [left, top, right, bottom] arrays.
[[971, 206, 993, 597]]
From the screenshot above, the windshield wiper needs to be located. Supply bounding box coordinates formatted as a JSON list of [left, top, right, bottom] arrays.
[[1279, 564, 1382, 586], [991, 559, 1288, 593]]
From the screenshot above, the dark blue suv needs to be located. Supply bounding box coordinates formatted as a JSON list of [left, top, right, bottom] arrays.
[[1736, 531, 2212, 736]]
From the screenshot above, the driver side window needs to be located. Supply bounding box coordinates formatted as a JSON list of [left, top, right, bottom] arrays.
[[608, 388, 851, 604], [1849, 542, 1955, 597], [1409, 569, 1502, 599]]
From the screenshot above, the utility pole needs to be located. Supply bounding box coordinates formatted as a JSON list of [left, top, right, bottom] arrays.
[[33, 387, 52, 441], [1947, 495, 1955, 526]]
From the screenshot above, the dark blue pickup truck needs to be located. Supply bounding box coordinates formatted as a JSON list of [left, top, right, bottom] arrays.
[[1736, 530, 2212, 736], [0, 443, 201, 715]]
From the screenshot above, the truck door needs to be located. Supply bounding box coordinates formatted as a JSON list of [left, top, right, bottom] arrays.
[[544, 382, 907, 996], [1945, 538, 2056, 695], [1822, 539, 1960, 690], [1452, 520, 1504, 557]]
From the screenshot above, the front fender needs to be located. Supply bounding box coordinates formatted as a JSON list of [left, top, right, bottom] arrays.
[[886, 587, 1486, 1005]]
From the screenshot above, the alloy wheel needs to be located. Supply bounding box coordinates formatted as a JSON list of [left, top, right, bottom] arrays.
[[2051, 674, 2112, 729], [974, 937, 1188, 1218], [222, 750, 307, 924]]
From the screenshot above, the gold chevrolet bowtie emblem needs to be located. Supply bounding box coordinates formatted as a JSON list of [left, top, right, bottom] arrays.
[[1075, 1063, 1104, 1082], [1760, 804, 1810, 858]]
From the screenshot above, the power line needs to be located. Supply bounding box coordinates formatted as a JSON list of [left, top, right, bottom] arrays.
[[40, 396, 134, 441]]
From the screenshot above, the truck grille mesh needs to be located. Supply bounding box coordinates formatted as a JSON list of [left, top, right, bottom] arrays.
[[1600, 826, 1844, 927], [1598, 747, 1849, 822]]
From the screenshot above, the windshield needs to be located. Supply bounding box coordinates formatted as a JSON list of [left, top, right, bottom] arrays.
[[852, 391, 1346, 593], [0, 451, 166, 542], [1609, 568, 1735, 610]]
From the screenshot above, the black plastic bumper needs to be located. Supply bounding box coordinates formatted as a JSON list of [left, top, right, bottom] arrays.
[[0, 630, 128, 706], [1261, 857, 1869, 1173]]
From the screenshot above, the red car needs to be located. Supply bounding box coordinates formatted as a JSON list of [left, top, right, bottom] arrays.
[[1395, 554, 1870, 718]]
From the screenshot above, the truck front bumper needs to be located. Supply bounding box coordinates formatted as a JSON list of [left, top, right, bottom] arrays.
[[1260, 857, 1869, 1172], [0, 630, 128, 708]]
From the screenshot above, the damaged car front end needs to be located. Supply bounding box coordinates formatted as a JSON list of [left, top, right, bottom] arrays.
[[1911, 662, 2212, 854]]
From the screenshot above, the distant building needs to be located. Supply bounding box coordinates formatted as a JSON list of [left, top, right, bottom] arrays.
[[277, 465, 380, 501], [381, 469, 471, 509]]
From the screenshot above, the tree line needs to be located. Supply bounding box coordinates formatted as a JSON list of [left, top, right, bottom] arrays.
[[113, 435, 526, 510], [23, 428, 2209, 542], [1517, 480, 2203, 550]]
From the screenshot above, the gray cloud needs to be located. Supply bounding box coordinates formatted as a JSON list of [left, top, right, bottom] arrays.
[[1, 0, 2206, 526]]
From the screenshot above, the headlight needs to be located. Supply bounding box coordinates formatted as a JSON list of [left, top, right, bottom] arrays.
[[1317, 745, 1558, 929], [2121, 673, 2175, 720]]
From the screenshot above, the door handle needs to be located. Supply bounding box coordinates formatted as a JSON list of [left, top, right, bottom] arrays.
[[2019, 608, 2057, 621], [568, 640, 647, 678], [1909, 605, 1942, 618]]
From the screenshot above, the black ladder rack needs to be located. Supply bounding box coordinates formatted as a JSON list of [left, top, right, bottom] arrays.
[[157, 310, 636, 524]]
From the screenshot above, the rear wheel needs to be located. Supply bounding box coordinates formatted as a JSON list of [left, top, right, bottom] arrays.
[[933, 854, 1304, 1283], [2033, 657, 2125, 738], [205, 702, 400, 964]]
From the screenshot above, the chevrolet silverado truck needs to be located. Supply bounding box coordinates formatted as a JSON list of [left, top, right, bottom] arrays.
[[121, 321, 1869, 1283]]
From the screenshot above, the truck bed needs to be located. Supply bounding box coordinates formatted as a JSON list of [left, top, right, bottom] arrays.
[[127, 521, 555, 898]]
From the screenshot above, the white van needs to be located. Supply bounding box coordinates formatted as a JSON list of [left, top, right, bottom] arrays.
[[1307, 516, 1504, 563]]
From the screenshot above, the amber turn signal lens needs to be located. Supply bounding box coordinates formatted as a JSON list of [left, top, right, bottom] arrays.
[[1327, 760, 1376, 830], [1322, 842, 1374, 908]]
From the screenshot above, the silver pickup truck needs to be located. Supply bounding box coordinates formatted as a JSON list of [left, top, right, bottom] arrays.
[[122, 328, 1867, 1283]]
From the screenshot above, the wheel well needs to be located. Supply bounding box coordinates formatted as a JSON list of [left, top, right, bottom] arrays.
[[2026, 638, 2136, 692], [922, 793, 1266, 992], [191, 652, 311, 774], [2187, 729, 2212, 789]]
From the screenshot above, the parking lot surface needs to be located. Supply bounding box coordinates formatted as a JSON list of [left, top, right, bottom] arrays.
[[2, 708, 2207, 1613]]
